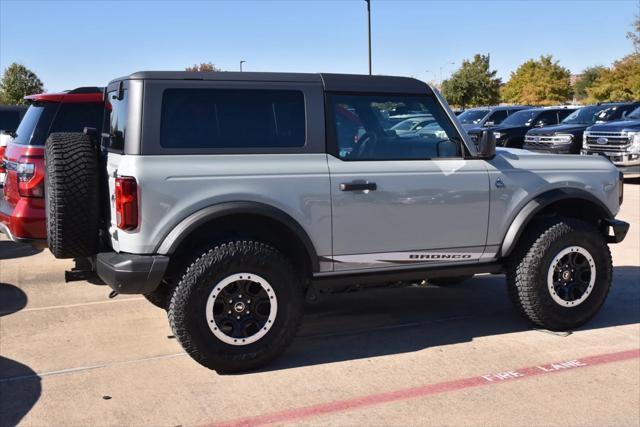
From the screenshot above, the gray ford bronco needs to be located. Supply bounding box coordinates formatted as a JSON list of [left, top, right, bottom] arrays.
[[44, 72, 629, 373]]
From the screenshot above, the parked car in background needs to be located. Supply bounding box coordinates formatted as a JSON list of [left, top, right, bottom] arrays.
[[456, 105, 530, 132], [467, 107, 576, 148], [0, 87, 103, 246], [524, 102, 640, 154], [582, 106, 640, 176], [0, 105, 28, 187], [390, 116, 435, 135], [385, 113, 431, 127]]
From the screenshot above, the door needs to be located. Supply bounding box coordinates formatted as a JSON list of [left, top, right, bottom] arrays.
[[326, 93, 491, 271]]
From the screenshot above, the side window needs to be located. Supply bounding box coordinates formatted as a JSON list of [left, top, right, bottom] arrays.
[[536, 110, 558, 126], [50, 103, 104, 134], [160, 89, 305, 149], [488, 110, 508, 125], [329, 94, 462, 161], [103, 90, 128, 151]]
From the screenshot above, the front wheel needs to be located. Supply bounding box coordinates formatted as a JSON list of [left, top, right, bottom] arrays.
[[168, 240, 303, 373], [507, 218, 612, 330]]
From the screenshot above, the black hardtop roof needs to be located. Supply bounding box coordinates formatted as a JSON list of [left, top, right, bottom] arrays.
[[109, 71, 432, 94]]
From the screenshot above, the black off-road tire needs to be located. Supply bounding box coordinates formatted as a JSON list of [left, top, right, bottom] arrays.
[[45, 132, 99, 258], [507, 217, 612, 331], [168, 240, 303, 373], [429, 275, 474, 286]]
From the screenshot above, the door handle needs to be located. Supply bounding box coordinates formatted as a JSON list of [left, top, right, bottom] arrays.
[[340, 182, 377, 192]]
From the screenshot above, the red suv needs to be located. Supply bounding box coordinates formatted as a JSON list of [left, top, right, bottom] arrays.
[[0, 87, 104, 247]]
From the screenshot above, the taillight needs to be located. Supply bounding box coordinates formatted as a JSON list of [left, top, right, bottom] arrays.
[[115, 176, 138, 230], [17, 157, 45, 198]]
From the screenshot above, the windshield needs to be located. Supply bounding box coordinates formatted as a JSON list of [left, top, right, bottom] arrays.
[[457, 109, 489, 124], [626, 106, 640, 120], [561, 105, 610, 125], [499, 110, 538, 126]]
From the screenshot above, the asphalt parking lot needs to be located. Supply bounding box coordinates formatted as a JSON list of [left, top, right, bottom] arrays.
[[0, 181, 638, 426]]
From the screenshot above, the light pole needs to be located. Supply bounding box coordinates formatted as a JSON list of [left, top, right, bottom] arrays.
[[439, 61, 455, 85], [365, 0, 371, 75], [240, 60, 246, 72]]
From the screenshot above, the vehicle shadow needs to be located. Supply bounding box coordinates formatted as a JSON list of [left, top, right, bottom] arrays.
[[0, 241, 42, 260], [263, 265, 640, 372], [623, 177, 639, 185], [0, 282, 27, 316], [0, 284, 40, 427], [0, 358, 42, 427]]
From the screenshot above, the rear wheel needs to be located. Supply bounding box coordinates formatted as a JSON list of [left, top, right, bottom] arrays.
[[168, 240, 303, 373], [45, 132, 99, 258], [507, 218, 612, 330]]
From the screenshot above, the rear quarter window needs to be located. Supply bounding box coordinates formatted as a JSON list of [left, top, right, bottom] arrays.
[[160, 89, 306, 149]]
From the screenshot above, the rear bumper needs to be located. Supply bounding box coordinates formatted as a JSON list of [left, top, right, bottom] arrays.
[[0, 192, 47, 243], [0, 219, 47, 248], [95, 252, 170, 294], [602, 218, 629, 244]]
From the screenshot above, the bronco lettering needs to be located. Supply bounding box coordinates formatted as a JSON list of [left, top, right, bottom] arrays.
[[409, 254, 473, 259]]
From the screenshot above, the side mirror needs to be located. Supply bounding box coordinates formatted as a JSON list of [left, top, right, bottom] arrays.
[[478, 129, 496, 158]]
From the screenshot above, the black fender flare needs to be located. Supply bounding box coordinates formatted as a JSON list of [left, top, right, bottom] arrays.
[[156, 201, 319, 271], [500, 188, 614, 257]]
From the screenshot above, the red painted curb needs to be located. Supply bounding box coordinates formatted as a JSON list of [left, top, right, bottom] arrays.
[[210, 348, 640, 427]]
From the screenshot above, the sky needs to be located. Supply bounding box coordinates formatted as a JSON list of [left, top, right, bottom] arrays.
[[0, 0, 638, 92]]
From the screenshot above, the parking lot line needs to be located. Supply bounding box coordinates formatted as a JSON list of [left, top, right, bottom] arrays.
[[0, 296, 145, 315], [210, 348, 640, 427], [0, 352, 187, 383]]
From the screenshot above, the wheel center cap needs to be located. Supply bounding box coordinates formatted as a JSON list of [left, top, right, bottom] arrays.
[[561, 270, 572, 281], [233, 302, 246, 313]]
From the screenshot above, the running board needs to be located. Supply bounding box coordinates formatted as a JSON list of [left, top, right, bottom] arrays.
[[311, 261, 504, 289]]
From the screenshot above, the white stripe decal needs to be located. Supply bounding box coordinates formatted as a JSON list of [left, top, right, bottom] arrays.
[[329, 250, 484, 265]]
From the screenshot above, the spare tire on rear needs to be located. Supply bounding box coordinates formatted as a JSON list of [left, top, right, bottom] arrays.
[[45, 132, 100, 259]]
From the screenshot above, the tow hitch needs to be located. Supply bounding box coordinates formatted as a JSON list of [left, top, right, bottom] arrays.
[[64, 257, 103, 284]]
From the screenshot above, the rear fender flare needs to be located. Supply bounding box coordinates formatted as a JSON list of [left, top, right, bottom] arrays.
[[155, 201, 319, 271]]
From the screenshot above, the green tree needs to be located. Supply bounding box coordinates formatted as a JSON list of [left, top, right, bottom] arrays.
[[501, 55, 572, 105], [573, 66, 606, 101], [586, 53, 640, 102], [440, 54, 501, 108], [0, 63, 44, 105], [185, 62, 222, 72]]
